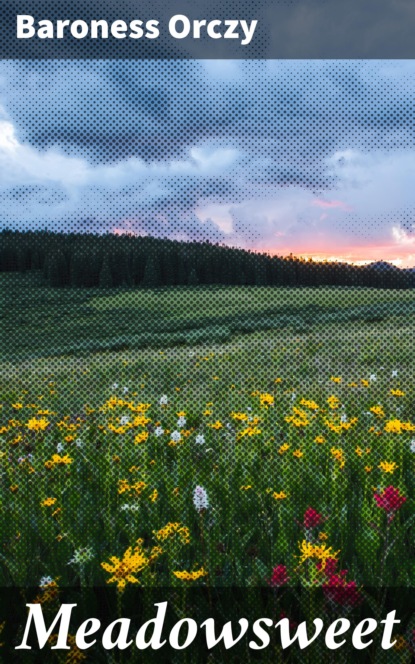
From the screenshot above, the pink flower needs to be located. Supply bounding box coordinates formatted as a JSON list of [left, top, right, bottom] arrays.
[[303, 507, 324, 529], [323, 575, 363, 608], [268, 565, 289, 587], [374, 486, 406, 521]]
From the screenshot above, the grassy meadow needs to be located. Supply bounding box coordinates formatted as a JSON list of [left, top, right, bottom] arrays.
[[1, 272, 415, 596]]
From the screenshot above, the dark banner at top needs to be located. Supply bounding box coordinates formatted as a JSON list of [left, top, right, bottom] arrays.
[[1, 0, 415, 59]]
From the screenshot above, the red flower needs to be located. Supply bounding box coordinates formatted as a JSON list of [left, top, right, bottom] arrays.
[[316, 557, 338, 577], [374, 486, 406, 516], [268, 565, 289, 587], [323, 574, 363, 608], [303, 507, 324, 529]]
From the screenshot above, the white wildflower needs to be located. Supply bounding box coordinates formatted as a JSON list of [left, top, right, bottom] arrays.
[[120, 416, 130, 426], [195, 434, 205, 445], [56, 443, 64, 453], [340, 414, 347, 423], [177, 416, 186, 428], [75, 438, 83, 447], [122, 387, 129, 394], [68, 547, 94, 565], [111, 382, 119, 390], [410, 440, 415, 453], [392, 370, 398, 378], [39, 576, 54, 588], [159, 395, 168, 406], [193, 485, 209, 512], [291, 393, 297, 401], [171, 430, 181, 442], [154, 426, 164, 437], [369, 374, 377, 381]]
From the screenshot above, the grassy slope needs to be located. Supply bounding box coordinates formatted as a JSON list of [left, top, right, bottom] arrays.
[[2, 272, 415, 362]]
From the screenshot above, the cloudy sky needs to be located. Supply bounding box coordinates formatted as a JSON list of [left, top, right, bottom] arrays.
[[1, 59, 415, 265]]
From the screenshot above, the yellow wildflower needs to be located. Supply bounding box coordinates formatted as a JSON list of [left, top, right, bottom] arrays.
[[208, 421, 223, 430], [101, 539, 161, 591], [378, 460, 398, 474], [390, 389, 405, 397], [272, 491, 288, 500], [173, 567, 207, 581], [27, 417, 49, 432], [134, 431, 149, 445], [153, 522, 190, 545], [41, 497, 57, 507], [298, 540, 340, 567]]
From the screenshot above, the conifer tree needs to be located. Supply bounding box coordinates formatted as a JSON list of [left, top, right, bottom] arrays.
[[99, 253, 113, 288]]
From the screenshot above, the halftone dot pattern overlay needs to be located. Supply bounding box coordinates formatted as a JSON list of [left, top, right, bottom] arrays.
[[1, 60, 415, 660]]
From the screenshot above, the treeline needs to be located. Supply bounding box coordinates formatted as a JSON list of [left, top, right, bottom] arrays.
[[1, 230, 414, 289]]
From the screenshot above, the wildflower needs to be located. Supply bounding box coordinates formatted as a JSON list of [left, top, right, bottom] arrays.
[[39, 576, 54, 588], [56, 443, 64, 454], [149, 489, 158, 502], [231, 412, 249, 421], [370, 405, 385, 418], [101, 539, 161, 591], [41, 497, 57, 507], [240, 485, 253, 491], [268, 565, 289, 587], [390, 389, 405, 397], [111, 383, 119, 390], [318, 532, 328, 541], [330, 376, 342, 384], [154, 426, 164, 437], [278, 443, 290, 454], [159, 395, 168, 406], [300, 399, 319, 411], [195, 433, 205, 445], [177, 416, 186, 428], [378, 461, 398, 474], [170, 430, 181, 443], [173, 567, 207, 581], [298, 540, 340, 567], [391, 370, 398, 378], [330, 447, 345, 466], [120, 416, 130, 426], [293, 450, 303, 458], [410, 440, 415, 453], [314, 435, 325, 444], [388, 419, 415, 433], [193, 485, 209, 512], [154, 522, 191, 545], [374, 486, 406, 519], [208, 421, 223, 430], [327, 396, 340, 410], [68, 547, 94, 565], [365, 466, 373, 473], [369, 374, 377, 382], [27, 417, 49, 432], [323, 573, 363, 608], [134, 431, 149, 445], [259, 393, 274, 407], [273, 491, 288, 500], [361, 379, 370, 387], [12, 403, 23, 410], [50, 454, 73, 466], [75, 438, 83, 447], [303, 507, 324, 529]]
